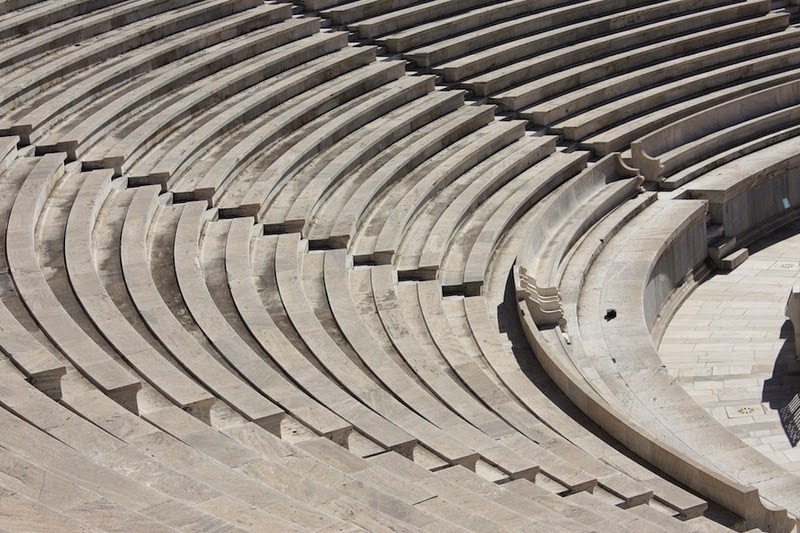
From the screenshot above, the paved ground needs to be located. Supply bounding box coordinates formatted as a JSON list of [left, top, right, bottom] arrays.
[[660, 220, 800, 473]]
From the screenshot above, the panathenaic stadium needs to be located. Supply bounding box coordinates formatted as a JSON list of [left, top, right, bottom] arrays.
[[2, 0, 800, 530]]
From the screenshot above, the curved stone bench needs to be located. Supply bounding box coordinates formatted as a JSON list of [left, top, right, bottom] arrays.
[[292, 0, 339, 11], [288, 103, 457, 245], [0, 0, 122, 41], [320, 0, 423, 26], [144, 409, 423, 531], [140, 400, 447, 530], [390, 272, 606, 492], [60, 404, 319, 531], [120, 186, 283, 432], [1, 375, 278, 530], [549, 45, 800, 143], [0, 484, 118, 530], [65, 169, 215, 421], [662, 123, 800, 190], [582, 67, 800, 156], [524, 28, 800, 130], [437, 465, 661, 531], [0, 0, 47, 16], [518, 198, 798, 530], [417, 281, 541, 431], [419, 283, 589, 452], [279, 85, 459, 234], [348, 0, 495, 40], [403, 0, 681, 69], [237, 61, 412, 219], [0, 136, 15, 171], [0, 0, 200, 71], [309, 104, 494, 248], [325, 249, 539, 479], [274, 232, 479, 469], [433, 468, 576, 529], [460, 292, 708, 517], [6, 153, 141, 411], [362, 119, 525, 264], [438, 151, 589, 295], [373, 452, 602, 531], [0, 4, 293, 147], [169, 48, 397, 205], [0, 296, 65, 401], [685, 135, 800, 239], [439, 0, 763, 87], [38, 8, 304, 158], [394, 135, 554, 275], [0, 372, 292, 529], [371, 453, 540, 530], [84, 30, 350, 179], [0, 397, 222, 530], [378, 0, 542, 54], [174, 203, 352, 444], [68, 386, 444, 530], [631, 78, 800, 182], [0, 139, 65, 400], [471, 153, 638, 298], [304, 107, 473, 247], [141, 409, 357, 530], [134, 32, 362, 188], [4, 0, 800, 527], [662, 108, 800, 188], [514, 154, 643, 326], [154, 410, 490, 531], [368, 264, 546, 483], [492, 11, 791, 112], [225, 218, 417, 457], [282, 234, 477, 465], [290, 439, 441, 513], [417, 280, 657, 507], [0, 0, 251, 117]]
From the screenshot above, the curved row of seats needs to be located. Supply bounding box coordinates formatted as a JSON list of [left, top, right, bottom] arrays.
[[631, 78, 800, 185], [306, 0, 800, 158], [0, 143, 731, 531], [0, 130, 733, 528], [685, 136, 800, 245], [1, 0, 799, 530], [284, 0, 800, 529], [1, 0, 274, 142], [514, 195, 800, 530], [628, 78, 800, 245]]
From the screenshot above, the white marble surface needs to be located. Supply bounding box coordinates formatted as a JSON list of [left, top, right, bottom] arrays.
[[660, 220, 800, 473]]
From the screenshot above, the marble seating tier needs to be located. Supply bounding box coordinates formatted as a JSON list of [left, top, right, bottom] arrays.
[[0, 0, 798, 530]]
